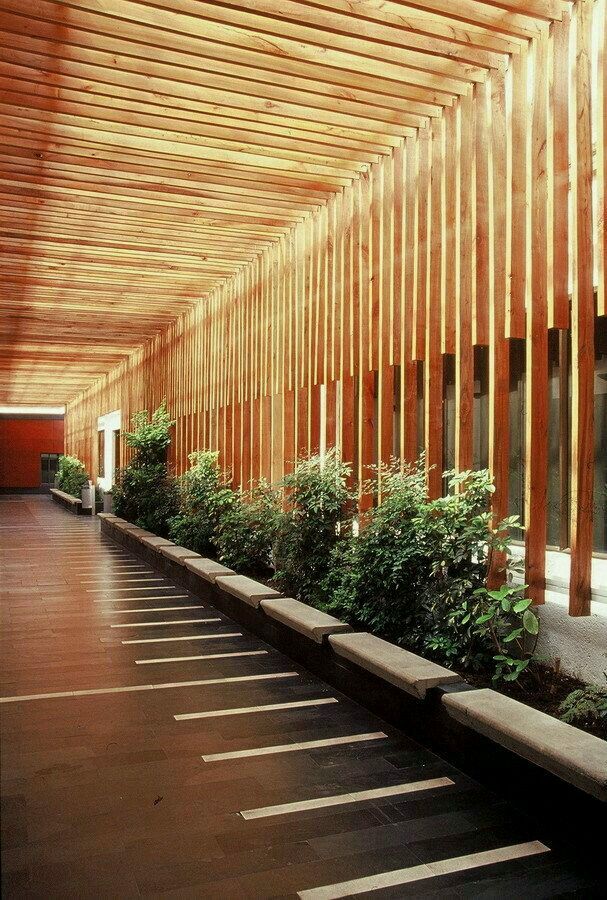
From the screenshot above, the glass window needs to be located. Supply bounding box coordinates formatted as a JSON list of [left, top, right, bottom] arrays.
[[594, 316, 607, 553], [41, 453, 60, 485], [547, 330, 571, 549], [98, 430, 105, 478], [473, 346, 489, 471], [442, 354, 456, 487], [113, 430, 121, 481], [508, 339, 526, 528], [393, 364, 401, 459], [416, 360, 424, 458]]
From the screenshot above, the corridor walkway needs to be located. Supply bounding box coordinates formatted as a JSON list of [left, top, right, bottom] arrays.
[[0, 496, 599, 897]]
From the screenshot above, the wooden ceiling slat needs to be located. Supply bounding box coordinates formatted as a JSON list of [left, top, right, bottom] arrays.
[[0, 0, 485, 90], [0, 18, 457, 111], [0, 81, 403, 156], [0, 158, 328, 210], [0, 93, 393, 166]]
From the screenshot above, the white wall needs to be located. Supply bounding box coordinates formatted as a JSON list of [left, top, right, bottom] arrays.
[[536, 594, 607, 685], [510, 547, 607, 684], [97, 409, 121, 492]]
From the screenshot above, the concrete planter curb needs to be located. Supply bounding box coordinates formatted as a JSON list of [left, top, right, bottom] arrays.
[[50, 488, 84, 515], [442, 687, 607, 802], [329, 632, 463, 699], [159, 544, 202, 566], [261, 597, 352, 643], [99, 517, 607, 809]]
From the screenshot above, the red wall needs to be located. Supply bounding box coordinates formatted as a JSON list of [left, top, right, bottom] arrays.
[[0, 417, 64, 489]]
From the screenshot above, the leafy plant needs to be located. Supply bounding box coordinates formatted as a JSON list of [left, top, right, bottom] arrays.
[[324, 462, 539, 684], [273, 449, 354, 607], [472, 582, 540, 684], [113, 401, 178, 536], [324, 459, 428, 635], [57, 454, 89, 498], [559, 681, 607, 727], [122, 401, 173, 465], [214, 479, 281, 574], [168, 450, 234, 556]]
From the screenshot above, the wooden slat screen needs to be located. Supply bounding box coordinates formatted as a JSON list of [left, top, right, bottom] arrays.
[[64, 0, 606, 617]]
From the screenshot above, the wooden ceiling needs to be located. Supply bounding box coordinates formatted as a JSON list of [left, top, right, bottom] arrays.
[[0, 0, 571, 403]]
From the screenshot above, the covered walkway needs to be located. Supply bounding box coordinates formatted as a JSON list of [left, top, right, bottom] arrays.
[[0, 495, 599, 897]]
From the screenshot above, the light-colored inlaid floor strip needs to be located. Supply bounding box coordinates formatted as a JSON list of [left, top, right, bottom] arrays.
[[40, 548, 125, 552], [202, 731, 389, 762], [94, 595, 190, 603], [107, 605, 205, 614], [296, 841, 550, 899], [82, 577, 163, 584], [136, 650, 268, 665], [123, 631, 242, 645], [110, 617, 220, 628], [87, 585, 177, 593], [0, 672, 299, 703], [175, 697, 338, 721], [240, 777, 453, 820], [49, 552, 126, 558], [75, 567, 152, 573]]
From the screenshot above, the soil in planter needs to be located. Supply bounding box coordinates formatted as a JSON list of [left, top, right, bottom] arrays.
[[465, 665, 607, 741]]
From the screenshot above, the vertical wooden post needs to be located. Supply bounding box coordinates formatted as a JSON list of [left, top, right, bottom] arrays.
[[525, 35, 549, 606], [570, 0, 595, 616]]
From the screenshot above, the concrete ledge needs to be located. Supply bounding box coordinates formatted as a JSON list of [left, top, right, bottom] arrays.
[[50, 488, 82, 510], [185, 557, 235, 583], [138, 534, 174, 551], [96, 512, 117, 521], [443, 688, 607, 801], [329, 632, 463, 699], [112, 519, 141, 533], [216, 574, 282, 608], [160, 544, 202, 565], [261, 597, 352, 643]]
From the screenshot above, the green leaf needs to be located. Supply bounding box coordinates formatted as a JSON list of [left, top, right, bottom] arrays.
[[523, 610, 539, 635], [501, 598, 512, 612], [504, 670, 520, 681], [503, 628, 523, 643], [513, 598, 533, 613], [475, 612, 494, 624]]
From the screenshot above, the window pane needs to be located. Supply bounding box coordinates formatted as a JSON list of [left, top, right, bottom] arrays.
[[98, 430, 105, 478], [594, 317, 607, 552], [473, 346, 489, 471], [508, 338, 526, 528]]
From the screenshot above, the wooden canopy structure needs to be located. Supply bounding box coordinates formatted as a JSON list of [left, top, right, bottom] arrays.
[[0, 0, 588, 403]]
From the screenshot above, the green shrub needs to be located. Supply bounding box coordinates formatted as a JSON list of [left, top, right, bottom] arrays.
[[57, 454, 89, 498], [470, 582, 540, 684], [559, 682, 607, 727], [273, 449, 354, 607], [121, 401, 173, 465], [113, 401, 177, 536], [214, 479, 281, 575], [168, 450, 234, 556], [323, 459, 429, 639], [325, 463, 539, 683]]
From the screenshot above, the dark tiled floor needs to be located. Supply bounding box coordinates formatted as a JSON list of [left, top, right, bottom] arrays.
[[0, 495, 601, 898]]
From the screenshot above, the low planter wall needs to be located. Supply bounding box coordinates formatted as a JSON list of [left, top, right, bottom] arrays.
[[99, 514, 606, 854], [50, 487, 85, 515]]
